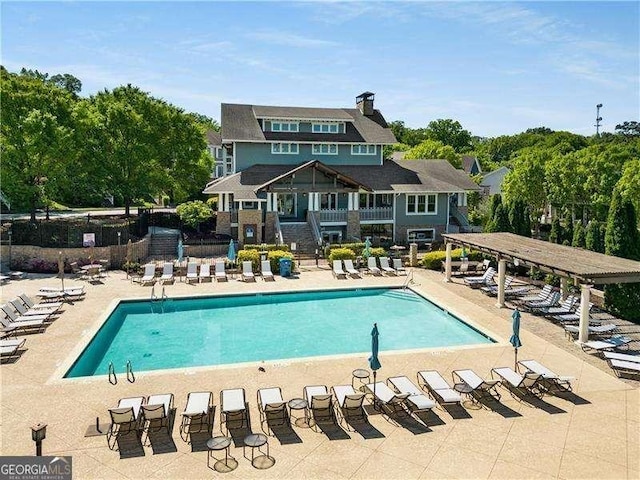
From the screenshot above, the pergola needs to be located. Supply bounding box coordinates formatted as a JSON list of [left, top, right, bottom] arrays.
[[442, 232, 640, 343]]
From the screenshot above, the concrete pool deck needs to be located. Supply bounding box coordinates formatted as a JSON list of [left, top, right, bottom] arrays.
[[1, 267, 638, 479]]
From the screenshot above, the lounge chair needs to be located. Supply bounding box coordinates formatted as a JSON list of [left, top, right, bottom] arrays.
[[602, 351, 640, 363], [367, 257, 381, 276], [517, 359, 573, 392], [9, 299, 57, 317], [138, 264, 157, 286], [463, 267, 495, 287], [303, 385, 337, 428], [332, 260, 347, 279], [365, 382, 409, 416], [107, 396, 145, 450], [343, 259, 360, 278], [141, 393, 174, 439], [199, 263, 212, 283], [331, 384, 367, 428], [185, 262, 199, 284], [491, 367, 544, 398], [386, 376, 436, 413], [552, 304, 594, 323], [480, 276, 514, 295], [257, 387, 289, 435], [564, 323, 618, 339], [0, 337, 26, 358], [392, 258, 406, 275], [39, 286, 85, 295], [214, 261, 227, 282], [524, 291, 561, 311], [451, 369, 502, 402], [179, 391, 213, 442], [378, 257, 396, 275], [1, 305, 50, 323], [515, 285, 554, 303], [540, 295, 578, 316], [241, 261, 255, 282], [260, 260, 274, 281], [37, 286, 86, 301], [18, 293, 63, 311], [607, 359, 640, 378], [160, 262, 174, 284], [580, 335, 632, 354], [220, 388, 247, 434], [416, 370, 462, 405], [0, 315, 46, 334]]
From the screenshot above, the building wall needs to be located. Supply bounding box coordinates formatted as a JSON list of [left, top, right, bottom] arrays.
[[394, 193, 449, 227], [238, 209, 263, 245], [216, 212, 231, 235], [235, 143, 381, 171]]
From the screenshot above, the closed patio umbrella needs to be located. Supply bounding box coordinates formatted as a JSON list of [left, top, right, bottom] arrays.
[[177, 238, 184, 263], [363, 237, 372, 259], [58, 251, 65, 291], [510, 309, 522, 370], [227, 239, 236, 265], [125, 239, 132, 278], [368, 323, 382, 410]]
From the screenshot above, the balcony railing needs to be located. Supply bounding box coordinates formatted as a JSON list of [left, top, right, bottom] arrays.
[[319, 209, 347, 223], [359, 207, 393, 222]]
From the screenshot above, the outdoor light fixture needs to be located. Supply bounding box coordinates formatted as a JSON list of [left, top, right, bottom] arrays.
[[514, 258, 520, 267], [31, 423, 47, 456], [117, 231, 121, 247]]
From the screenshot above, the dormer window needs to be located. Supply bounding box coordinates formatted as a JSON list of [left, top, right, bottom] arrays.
[[312, 122, 341, 133], [271, 121, 299, 132]]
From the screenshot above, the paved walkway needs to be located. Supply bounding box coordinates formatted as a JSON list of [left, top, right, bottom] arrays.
[[0, 269, 637, 479]]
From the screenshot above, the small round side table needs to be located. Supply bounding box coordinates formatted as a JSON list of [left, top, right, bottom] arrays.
[[287, 398, 309, 427], [206, 436, 238, 473], [243, 433, 275, 469], [352, 368, 371, 392]]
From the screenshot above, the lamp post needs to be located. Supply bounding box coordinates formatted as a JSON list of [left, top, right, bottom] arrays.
[[117, 231, 121, 247], [31, 423, 47, 456], [7, 229, 12, 268]]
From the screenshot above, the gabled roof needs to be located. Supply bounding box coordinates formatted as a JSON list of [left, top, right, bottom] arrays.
[[221, 103, 396, 144], [253, 160, 369, 192], [481, 166, 510, 182], [206, 129, 222, 146], [461, 155, 482, 174]]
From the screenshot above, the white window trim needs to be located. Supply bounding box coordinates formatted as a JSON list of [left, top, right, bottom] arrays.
[[271, 143, 299, 155], [351, 144, 376, 155], [407, 228, 436, 241], [406, 194, 438, 215], [271, 121, 299, 132], [312, 143, 339, 155], [312, 122, 342, 134]]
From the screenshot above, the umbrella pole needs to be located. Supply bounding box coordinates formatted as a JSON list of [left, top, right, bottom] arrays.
[[372, 370, 379, 411], [514, 347, 518, 371]]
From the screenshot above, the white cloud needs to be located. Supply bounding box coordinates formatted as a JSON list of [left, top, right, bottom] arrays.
[[246, 30, 339, 48]]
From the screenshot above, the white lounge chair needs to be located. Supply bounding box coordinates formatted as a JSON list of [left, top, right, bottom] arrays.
[[416, 370, 462, 405], [392, 258, 406, 275], [179, 391, 213, 442], [331, 384, 367, 429], [10, 299, 57, 317], [214, 261, 227, 281], [564, 323, 618, 339], [540, 296, 578, 316], [0, 314, 46, 334], [220, 388, 247, 433], [365, 382, 409, 415], [387, 376, 436, 413], [142, 393, 174, 439], [160, 262, 174, 284], [452, 369, 502, 402], [552, 304, 594, 323], [607, 359, 640, 378], [199, 264, 212, 283], [185, 262, 199, 284], [517, 359, 573, 392], [138, 264, 156, 286], [1, 304, 50, 323], [260, 260, 274, 281], [491, 367, 544, 398], [0, 337, 26, 358], [332, 260, 347, 279], [525, 291, 561, 310], [603, 351, 640, 363], [18, 293, 63, 311], [480, 276, 514, 295], [378, 257, 396, 275], [463, 267, 495, 287], [241, 261, 255, 282], [257, 387, 289, 435], [367, 257, 381, 276], [343, 259, 360, 278], [515, 285, 553, 303], [581, 335, 632, 354]]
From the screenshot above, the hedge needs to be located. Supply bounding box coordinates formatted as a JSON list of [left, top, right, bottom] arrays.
[[421, 248, 484, 270], [244, 244, 290, 252], [329, 242, 365, 255], [237, 249, 295, 274], [328, 248, 356, 263]]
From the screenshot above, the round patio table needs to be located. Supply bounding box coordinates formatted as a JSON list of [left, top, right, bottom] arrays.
[[287, 398, 310, 428], [206, 436, 237, 473], [243, 433, 275, 469]]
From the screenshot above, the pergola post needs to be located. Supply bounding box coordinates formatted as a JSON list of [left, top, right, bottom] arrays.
[[496, 257, 506, 308], [560, 277, 569, 300], [444, 243, 452, 282], [578, 284, 591, 343]]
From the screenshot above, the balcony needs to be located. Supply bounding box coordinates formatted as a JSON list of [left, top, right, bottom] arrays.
[[359, 207, 393, 222], [319, 209, 347, 223]]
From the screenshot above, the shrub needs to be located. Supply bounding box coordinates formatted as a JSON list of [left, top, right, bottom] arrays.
[[267, 250, 294, 274], [328, 248, 356, 263], [329, 242, 365, 255], [421, 248, 483, 270], [236, 249, 260, 270], [176, 201, 212, 231], [244, 244, 290, 252], [368, 247, 386, 258]]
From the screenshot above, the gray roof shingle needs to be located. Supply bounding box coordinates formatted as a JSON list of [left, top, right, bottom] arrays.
[[206, 129, 222, 146]]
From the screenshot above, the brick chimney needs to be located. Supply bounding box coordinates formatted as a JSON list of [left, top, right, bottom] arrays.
[[356, 92, 375, 116]]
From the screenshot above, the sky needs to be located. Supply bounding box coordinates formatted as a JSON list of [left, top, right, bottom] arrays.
[[2, 1, 638, 137]]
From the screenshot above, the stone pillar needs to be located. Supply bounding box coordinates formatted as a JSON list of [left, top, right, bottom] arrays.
[[346, 210, 360, 241], [216, 211, 231, 235], [238, 210, 263, 244], [496, 258, 507, 308], [578, 284, 591, 343], [409, 243, 418, 267], [265, 212, 277, 245], [444, 243, 452, 282], [560, 277, 569, 300]]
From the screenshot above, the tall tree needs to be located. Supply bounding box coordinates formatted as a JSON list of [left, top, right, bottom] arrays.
[[49, 73, 82, 97], [549, 216, 563, 244], [424, 119, 472, 153], [585, 220, 604, 253], [404, 139, 460, 168], [572, 221, 586, 248], [615, 121, 640, 138]]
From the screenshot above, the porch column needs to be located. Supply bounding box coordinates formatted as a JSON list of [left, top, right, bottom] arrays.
[[578, 284, 592, 343], [444, 242, 452, 282], [266, 193, 273, 212], [347, 193, 353, 210], [496, 257, 507, 308], [224, 193, 230, 212], [560, 277, 569, 300], [217, 194, 224, 212], [272, 192, 278, 212]]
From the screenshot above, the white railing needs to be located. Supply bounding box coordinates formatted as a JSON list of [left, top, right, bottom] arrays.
[[319, 209, 347, 223], [274, 214, 284, 245], [359, 207, 393, 221], [307, 211, 322, 245]]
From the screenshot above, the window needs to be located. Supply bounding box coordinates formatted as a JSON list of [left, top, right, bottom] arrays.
[[312, 143, 338, 155], [406, 194, 437, 215], [320, 193, 338, 210], [407, 229, 435, 248], [351, 144, 376, 155], [271, 143, 299, 154], [359, 193, 393, 209], [271, 121, 299, 132], [277, 193, 296, 216], [312, 122, 341, 133]]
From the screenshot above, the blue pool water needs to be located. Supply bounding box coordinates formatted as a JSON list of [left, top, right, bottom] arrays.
[[65, 288, 494, 378]]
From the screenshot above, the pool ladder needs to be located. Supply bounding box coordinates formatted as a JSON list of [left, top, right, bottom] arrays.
[[107, 360, 136, 385], [150, 286, 168, 312], [402, 269, 415, 290]]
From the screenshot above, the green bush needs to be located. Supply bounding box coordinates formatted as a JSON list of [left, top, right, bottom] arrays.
[[176, 200, 212, 230], [368, 247, 386, 258], [329, 242, 365, 255], [267, 250, 294, 274], [236, 249, 260, 270], [421, 248, 483, 270], [244, 244, 290, 252], [328, 248, 356, 263]]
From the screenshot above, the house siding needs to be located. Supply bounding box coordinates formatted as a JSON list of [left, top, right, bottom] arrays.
[[394, 193, 449, 227]]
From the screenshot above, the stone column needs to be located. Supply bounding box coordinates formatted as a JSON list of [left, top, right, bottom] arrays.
[[444, 242, 452, 282], [409, 243, 418, 267], [578, 284, 591, 343], [496, 258, 507, 308], [264, 212, 277, 244], [216, 212, 231, 235], [346, 210, 360, 240]]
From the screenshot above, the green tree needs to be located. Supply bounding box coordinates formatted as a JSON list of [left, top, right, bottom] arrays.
[[176, 200, 212, 231], [49, 73, 82, 96], [549, 215, 563, 244], [585, 220, 603, 252], [404, 139, 460, 168], [615, 121, 640, 138], [424, 119, 472, 153], [617, 159, 640, 221], [562, 210, 574, 245], [187, 112, 220, 131], [572, 221, 586, 248], [604, 187, 640, 321], [508, 200, 531, 237], [493, 204, 511, 232]]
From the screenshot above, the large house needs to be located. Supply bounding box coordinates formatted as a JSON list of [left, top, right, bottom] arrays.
[[203, 92, 479, 250]]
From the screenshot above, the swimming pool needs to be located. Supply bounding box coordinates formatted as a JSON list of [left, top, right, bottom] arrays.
[[65, 288, 494, 378]]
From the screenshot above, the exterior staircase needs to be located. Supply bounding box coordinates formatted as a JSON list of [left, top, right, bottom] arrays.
[[280, 222, 319, 254], [148, 231, 180, 260]]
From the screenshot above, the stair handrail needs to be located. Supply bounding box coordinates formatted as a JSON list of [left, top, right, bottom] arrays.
[[150, 286, 157, 302], [306, 211, 322, 246], [126, 360, 135, 383], [274, 214, 284, 246], [402, 269, 414, 290], [108, 361, 117, 385]]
